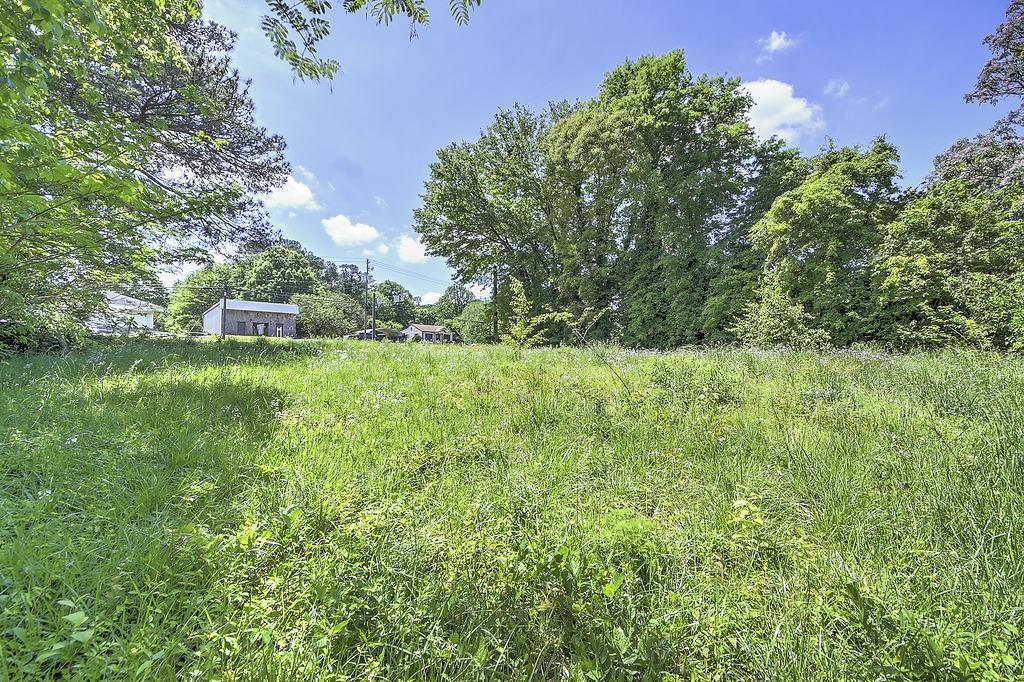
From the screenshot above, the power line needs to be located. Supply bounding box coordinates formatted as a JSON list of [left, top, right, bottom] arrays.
[[371, 261, 453, 287]]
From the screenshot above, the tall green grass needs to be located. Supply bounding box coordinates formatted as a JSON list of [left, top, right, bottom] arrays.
[[1, 339, 1022, 679]]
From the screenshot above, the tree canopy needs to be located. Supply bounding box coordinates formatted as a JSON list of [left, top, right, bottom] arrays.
[[1, 2, 288, 350]]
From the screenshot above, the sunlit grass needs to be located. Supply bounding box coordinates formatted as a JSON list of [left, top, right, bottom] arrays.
[[1, 338, 1022, 679]]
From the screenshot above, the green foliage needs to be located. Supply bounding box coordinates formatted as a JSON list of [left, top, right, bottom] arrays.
[[164, 264, 236, 334], [1, 340, 1023, 677], [261, 0, 483, 80], [372, 280, 416, 326], [1, 2, 287, 348], [751, 139, 903, 345], [501, 278, 570, 347], [874, 180, 1024, 351], [433, 284, 476, 324], [731, 269, 831, 349], [416, 51, 799, 348], [235, 245, 323, 302], [291, 291, 363, 338], [451, 300, 492, 343]]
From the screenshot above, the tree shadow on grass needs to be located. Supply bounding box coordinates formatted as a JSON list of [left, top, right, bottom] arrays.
[[0, 368, 293, 678]]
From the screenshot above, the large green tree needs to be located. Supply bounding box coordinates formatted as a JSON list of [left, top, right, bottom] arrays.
[[292, 291, 363, 338], [433, 284, 477, 324], [1, 4, 288, 348], [164, 264, 238, 334], [373, 281, 416, 327], [234, 245, 322, 302], [748, 139, 903, 345], [416, 51, 773, 348], [874, 180, 1024, 349]]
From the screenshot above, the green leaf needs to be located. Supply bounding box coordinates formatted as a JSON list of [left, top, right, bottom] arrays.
[[602, 571, 625, 598], [70, 629, 94, 643], [63, 611, 88, 627]]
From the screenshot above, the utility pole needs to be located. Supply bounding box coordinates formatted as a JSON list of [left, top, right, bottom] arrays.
[[220, 284, 228, 339], [364, 258, 371, 331], [371, 288, 377, 340]]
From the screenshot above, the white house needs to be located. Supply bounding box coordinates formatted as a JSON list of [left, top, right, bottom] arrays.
[[401, 323, 456, 343], [87, 292, 163, 334], [202, 299, 299, 337]]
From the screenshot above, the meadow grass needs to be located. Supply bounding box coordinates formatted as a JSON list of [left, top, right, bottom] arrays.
[[1, 338, 1022, 680]]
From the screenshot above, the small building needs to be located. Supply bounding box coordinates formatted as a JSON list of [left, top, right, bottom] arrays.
[[202, 299, 298, 337], [87, 292, 163, 334], [401, 323, 456, 343]]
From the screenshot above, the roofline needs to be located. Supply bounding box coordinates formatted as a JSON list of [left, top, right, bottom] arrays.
[[201, 299, 299, 316]]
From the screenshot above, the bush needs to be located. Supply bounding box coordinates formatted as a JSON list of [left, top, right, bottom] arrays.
[[731, 269, 831, 349], [0, 309, 87, 354]]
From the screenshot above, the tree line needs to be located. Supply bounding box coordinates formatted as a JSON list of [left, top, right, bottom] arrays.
[[3, 0, 1020, 352], [414, 5, 1024, 351]]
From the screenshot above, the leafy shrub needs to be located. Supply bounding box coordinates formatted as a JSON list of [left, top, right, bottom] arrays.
[[0, 309, 87, 354], [731, 269, 831, 349]]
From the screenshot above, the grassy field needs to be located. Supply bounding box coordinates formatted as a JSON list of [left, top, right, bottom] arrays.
[[1, 339, 1022, 680]]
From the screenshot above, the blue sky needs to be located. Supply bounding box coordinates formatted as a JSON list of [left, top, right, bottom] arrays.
[[194, 0, 1009, 303]]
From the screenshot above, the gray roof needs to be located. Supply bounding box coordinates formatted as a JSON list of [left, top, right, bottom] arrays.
[[407, 324, 450, 333], [104, 292, 164, 312], [203, 299, 299, 316]]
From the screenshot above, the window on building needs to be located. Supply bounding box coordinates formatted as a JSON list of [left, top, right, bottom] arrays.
[[236, 321, 246, 335], [275, 323, 284, 337]]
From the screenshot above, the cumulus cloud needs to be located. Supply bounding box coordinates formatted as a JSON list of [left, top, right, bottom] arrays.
[[322, 214, 380, 246], [374, 195, 389, 209], [420, 291, 443, 305], [825, 79, 850, 97], [296, 164, 316, 183], [265, 175, 320, 210], [740, 79, 824, 144], [362, 243, 391, 257], [397, 234, 428, 263], [757, 30, 796, 61]]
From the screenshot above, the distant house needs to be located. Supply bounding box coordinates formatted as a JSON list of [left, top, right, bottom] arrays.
[[202, 299, 298, 337], [401, 323, 456, 343], [87, 292, 163, 334]]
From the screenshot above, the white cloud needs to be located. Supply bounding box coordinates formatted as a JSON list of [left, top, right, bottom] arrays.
[[420, 291, 443, 305], [296, 164, 316, 183], [740, 79, 825, 144], [824, 79, 850, 98], [397, 234, 428, 263], [362, 243, 391, 257], [265, 175, 320, 210], [322, 214, 380, 246], [374, 195, 389, 209], [757, 30, 796, 61]]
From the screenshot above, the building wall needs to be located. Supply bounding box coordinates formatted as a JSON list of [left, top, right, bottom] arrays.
[[202, 306, 222, 335], [223, 309, 297, 337]]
